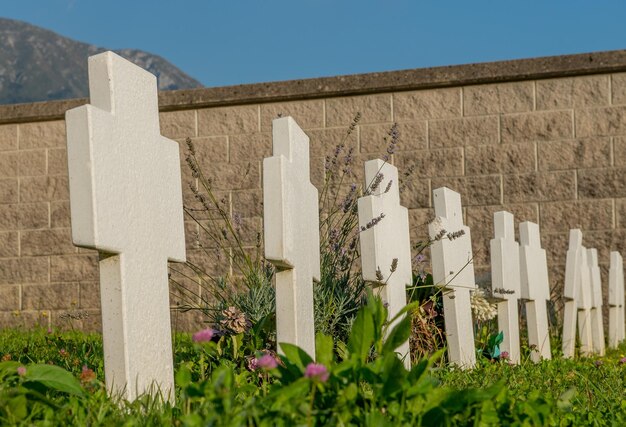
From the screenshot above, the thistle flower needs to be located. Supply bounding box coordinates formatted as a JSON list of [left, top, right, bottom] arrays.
[[192, 328, 216, 343], [304, 363, 329, 382], [256, 353, 279, 370]]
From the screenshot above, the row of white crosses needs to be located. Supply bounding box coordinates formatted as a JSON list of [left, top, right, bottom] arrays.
[[562, 230, 625, 357], [66, 52, 625, 402]]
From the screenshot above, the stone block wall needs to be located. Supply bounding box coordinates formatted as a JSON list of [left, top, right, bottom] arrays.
[[1, 50, 625, 332]]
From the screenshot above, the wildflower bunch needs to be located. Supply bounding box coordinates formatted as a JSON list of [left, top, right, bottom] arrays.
[[470, 288, 497, 322]]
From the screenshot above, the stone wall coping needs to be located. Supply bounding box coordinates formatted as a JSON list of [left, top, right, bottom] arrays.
[[2, 49, 626, 124]]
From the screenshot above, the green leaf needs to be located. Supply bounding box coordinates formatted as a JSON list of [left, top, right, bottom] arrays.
[[6, 394, 28, 421], [381, 354, 406, 397], [315, 333, 334, 366], [175, 364, 192, 388], [347, 302, 375, 363], [382, 314, 412, 357], [279, 342, 313, 370], [386, 301, 420, 325], [25, 364, 84, 396]]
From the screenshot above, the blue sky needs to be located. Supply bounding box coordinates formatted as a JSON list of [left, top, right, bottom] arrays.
[[3, 0, 626, 87]]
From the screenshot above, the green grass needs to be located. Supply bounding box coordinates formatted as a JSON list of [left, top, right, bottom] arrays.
[[1, 327, 625, 426]]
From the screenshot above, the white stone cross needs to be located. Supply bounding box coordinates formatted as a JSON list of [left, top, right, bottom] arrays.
[[429, 187, 476, 368], [587, 248, 606, 356], [65, 51, 186, 402], [489, 211, 521, 364], [518, 222, 551, 362], [577, 247, 594, 356], [608, 251, 625, 348], [358, 159, 411, 368], [562, 229, 583, 359], [263, 117, 320, 359]]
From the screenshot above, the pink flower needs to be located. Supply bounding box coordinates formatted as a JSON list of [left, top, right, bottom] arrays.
[[500, 351, 509, 360], [619, 357, 626, 365], [257, 353, 278, 370], [304, 363, 329, 382], [192, 328, 216, 343], [16, 366, 26, 376]]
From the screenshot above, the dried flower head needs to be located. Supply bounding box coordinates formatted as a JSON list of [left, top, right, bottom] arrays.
[[447, 230, 465, 240], [360, 213, 385, 231], [80, 365, 96, 384], [220, 306, 251, 334], [390, 258, 398, 273]]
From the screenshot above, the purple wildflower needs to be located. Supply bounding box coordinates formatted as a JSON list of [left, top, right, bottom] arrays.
[[304, 363, 329, 382], [619, 356, 626, 364], [500, 351, 509, 361], [594, 360, 603, 367], [192, 328, 216, 343], [257, 353, 278, 370], [17, 366, 26, 376]]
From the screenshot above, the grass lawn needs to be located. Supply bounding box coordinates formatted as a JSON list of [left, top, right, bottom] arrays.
[[1, 318, 625, 426]]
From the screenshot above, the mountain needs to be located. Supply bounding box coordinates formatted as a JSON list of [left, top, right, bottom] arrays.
[[0, 17, 203, 104]]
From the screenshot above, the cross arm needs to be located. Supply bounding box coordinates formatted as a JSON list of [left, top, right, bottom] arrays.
[[66, 104, 115, 251]]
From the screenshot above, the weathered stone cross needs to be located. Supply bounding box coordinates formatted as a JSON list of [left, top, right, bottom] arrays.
[[587, 248, 606, 356], [490, 211, 521, 364], [577, 247, 594, 356], [263, 117, 320, 358], [608, 251, 625, 348], [518, 222, 551, 362], [358, 159, 411, 368], [66, 52, 186, 402], [429, 187, 476, 368], [562, 229, 583, 358]]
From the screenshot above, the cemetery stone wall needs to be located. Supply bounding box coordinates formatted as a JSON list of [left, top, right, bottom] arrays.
[[1, 49, 626, 332]]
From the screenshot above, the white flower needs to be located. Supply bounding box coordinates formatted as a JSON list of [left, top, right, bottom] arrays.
[[470, 288, 497, 322]]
